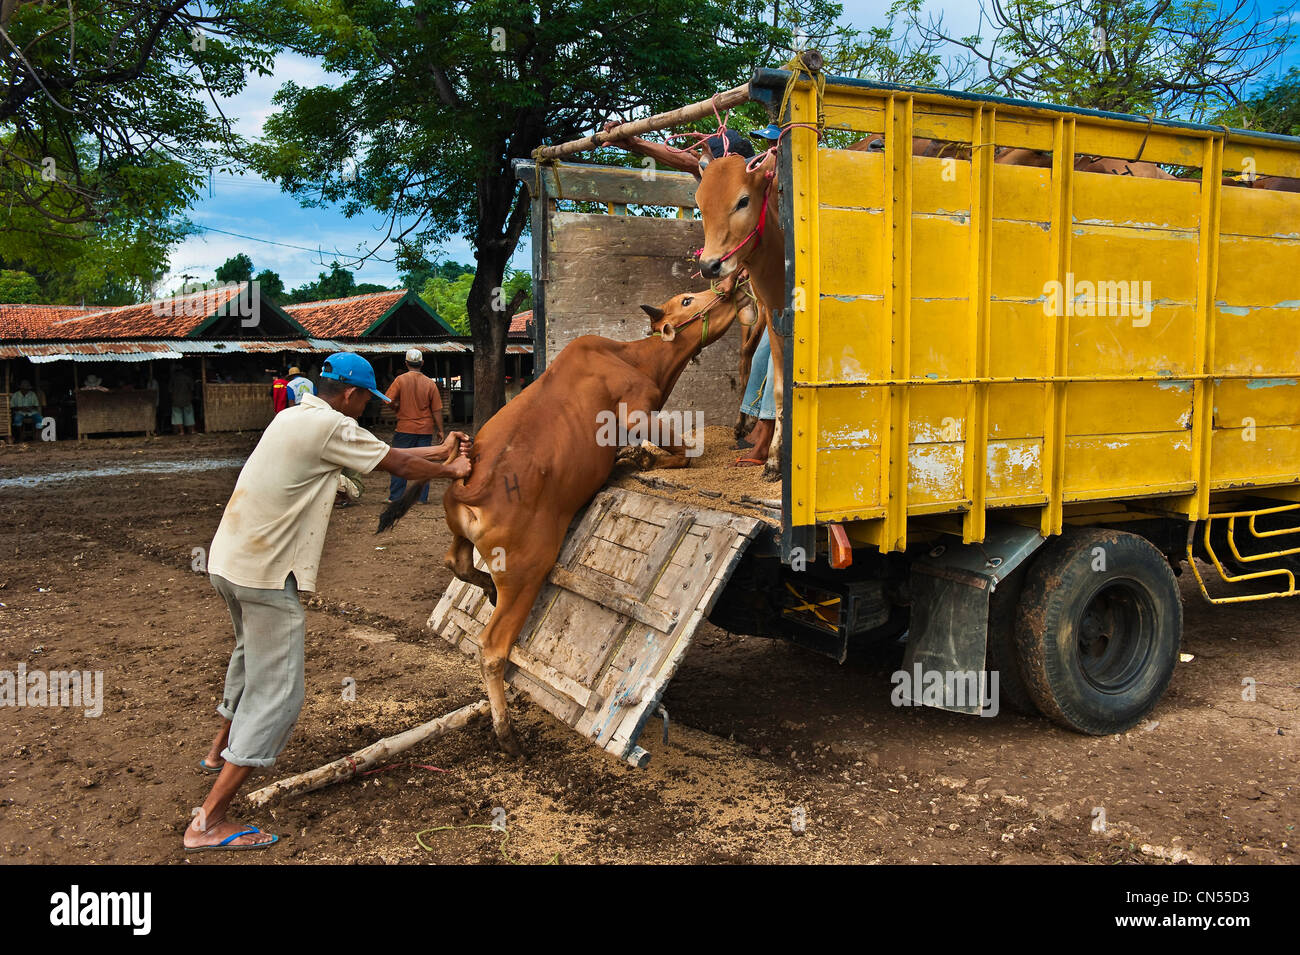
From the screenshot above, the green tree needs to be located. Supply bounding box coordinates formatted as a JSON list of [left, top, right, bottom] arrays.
[[255, 268, 286, 301], [419, 267, 530, 336], [0, 2, 274, 304], [419, 272, 475, 335], [249, 0, 808, 427], [892, 0, 1294, 119], [0, 269, 40, 303], [1217, 67, 1300, 135], [216, 254, 256, 285], [0, 141, 196, 304], [287, 261, 392, 304], [1, 1, 274, 231]]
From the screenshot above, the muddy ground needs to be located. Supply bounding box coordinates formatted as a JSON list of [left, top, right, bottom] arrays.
[[0, 433, 1295, 865]]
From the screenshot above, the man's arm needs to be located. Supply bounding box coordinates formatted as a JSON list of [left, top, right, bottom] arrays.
[[602, 121, 701, 178], [376, 446, 470, 482], [429, 385, 444, 441], [403, 431, 470, 462]]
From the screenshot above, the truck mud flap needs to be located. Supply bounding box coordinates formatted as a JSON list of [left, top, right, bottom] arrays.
[[902, 523, 1043, 715], [429, 488, 762, 767]]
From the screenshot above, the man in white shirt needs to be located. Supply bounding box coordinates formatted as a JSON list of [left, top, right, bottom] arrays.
[[285, 365, 314, 405], [10, 380, 42, 434], [184, 352, 470, 852]]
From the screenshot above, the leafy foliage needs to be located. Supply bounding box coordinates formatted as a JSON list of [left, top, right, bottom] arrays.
[[1216, 67, 1300, 135], [419, 267, 530, 335], [892, 0, 1294, 119], [0, 1, 273, 303]]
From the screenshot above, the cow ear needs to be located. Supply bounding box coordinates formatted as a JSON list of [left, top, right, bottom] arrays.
[[641, 305, 665, 320]]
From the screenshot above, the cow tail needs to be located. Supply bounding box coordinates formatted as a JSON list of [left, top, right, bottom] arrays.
[[377, 481, 426, 533]]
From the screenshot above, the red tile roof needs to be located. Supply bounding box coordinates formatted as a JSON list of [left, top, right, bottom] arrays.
[[509, 309, 533, 336], [284, 290, 406, 338], [0, 304, 94, 339], [0, 286, 251, 341]]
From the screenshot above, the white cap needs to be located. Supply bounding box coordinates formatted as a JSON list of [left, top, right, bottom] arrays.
[[405, 348, 423, 365]]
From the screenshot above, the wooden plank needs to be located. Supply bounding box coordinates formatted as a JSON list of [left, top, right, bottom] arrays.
[[549, 565, 677, 632], [448, 606, 597, 708], [547, 210, 704, 255], [523, 160, 700, 208]]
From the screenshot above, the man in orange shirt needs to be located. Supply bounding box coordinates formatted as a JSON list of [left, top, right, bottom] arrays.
[[384, 348, 444, 504]]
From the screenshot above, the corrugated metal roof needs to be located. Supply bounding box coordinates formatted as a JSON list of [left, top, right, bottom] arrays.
[[2, 342, 182, 362], [310, 339, 473, 355], [0, 338, 520, 360], [168, 339, 314, 354]]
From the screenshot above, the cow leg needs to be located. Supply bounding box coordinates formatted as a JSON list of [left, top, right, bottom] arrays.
[[476, 565, 549, 757], [764, 327, 785, 482], [444, 534, 497, 605], [637, 440, 691, 470]]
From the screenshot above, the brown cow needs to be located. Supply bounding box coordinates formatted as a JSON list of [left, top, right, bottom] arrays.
[[696, 152, 786, 482], [379, 284, 745, 755]]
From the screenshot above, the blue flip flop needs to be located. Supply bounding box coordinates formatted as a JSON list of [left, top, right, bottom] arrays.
[[198, 757, 223, 773], [185, 824, 279, 852]]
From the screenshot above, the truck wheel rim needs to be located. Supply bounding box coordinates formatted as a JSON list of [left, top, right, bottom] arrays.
[[1076, 580, 1155, 693]]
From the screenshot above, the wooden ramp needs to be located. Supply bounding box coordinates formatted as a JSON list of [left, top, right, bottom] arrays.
[[428, 488, 762, 767]]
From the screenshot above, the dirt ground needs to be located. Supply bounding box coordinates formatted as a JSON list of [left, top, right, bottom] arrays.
[[0, 432, 1295, 865]]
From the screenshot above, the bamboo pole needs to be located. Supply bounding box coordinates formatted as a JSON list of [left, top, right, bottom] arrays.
[[534, 82, 752, 160], [244, 699, 490, 807]]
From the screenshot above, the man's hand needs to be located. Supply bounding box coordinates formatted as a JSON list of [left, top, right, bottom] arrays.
[[438, 430, 470, 458], [446, 455, 471, 480]]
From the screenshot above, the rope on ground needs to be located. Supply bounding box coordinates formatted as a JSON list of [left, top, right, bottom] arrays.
[[415, 823, 560, 865]]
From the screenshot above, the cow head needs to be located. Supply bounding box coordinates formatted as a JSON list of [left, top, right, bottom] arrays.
[[694, 153, 775, 280], [640, 282, 741, 347]]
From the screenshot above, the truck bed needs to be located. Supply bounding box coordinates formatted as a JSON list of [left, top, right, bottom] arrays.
[[607, 426, 782, 526]]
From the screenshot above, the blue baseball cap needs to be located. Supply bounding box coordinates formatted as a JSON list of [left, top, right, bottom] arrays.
[[751, 123, 782, 142], [320, 352, 390, 402]]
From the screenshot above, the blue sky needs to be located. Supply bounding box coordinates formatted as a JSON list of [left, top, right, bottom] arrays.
[[165, 1, 1300, 292]]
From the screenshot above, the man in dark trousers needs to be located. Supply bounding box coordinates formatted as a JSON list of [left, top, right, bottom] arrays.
[[384, 347, 444, 504]]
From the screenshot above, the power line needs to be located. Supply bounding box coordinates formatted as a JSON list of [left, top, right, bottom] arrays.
[[189, 224, 335, 255]]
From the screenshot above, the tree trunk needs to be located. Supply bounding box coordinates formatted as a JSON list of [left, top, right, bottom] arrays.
[[467, 246, 510, 431]]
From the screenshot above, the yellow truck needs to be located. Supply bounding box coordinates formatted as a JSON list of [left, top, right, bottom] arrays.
[[448, 67, 1300, 767]]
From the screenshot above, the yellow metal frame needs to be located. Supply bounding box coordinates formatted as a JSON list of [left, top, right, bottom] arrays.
[[1187, 503, 1300, 603], [783, 77, 1300, 563]]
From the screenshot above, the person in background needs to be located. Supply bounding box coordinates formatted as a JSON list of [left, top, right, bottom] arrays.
[[186, 352, 471, 852], [11, 380, 42, 434], [270, 369, 290, 415], [171, 365, 196, 435], [286, 366, 314, 405], [734, 329, 776, 466], [384, 347, 444, 505]]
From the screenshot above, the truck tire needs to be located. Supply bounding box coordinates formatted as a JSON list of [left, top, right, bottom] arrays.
[[1014, 528, 1181, 735], [985, 565, 1039, 716]]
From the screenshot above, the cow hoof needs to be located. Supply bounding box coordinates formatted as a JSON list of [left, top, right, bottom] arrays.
[[762, 464, 781, 483], [495, 726, 523, 758]]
